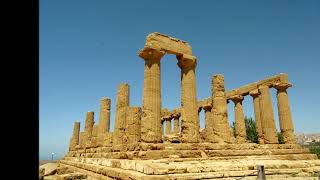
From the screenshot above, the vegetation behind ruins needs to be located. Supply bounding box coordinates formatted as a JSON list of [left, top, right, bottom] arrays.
[[231, 117, 286, 144], [231, 117, 319, 158], [303, 142, 320, 158]]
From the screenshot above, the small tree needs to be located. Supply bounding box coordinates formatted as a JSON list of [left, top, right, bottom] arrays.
[[230, 116, 258, 143], [277, 132, 284, 144], [245, 117, 258, 143]]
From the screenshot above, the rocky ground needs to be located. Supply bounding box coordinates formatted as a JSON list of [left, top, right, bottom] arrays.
[[39, 161, 87, 180]]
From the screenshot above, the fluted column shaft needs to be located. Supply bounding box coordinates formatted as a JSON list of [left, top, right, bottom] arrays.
[[165, 117, 172, 135], [113, 83, 129, 145], [69, 122, 80, 150], [177, 54, 199, 143], [98, 97, 111, 134], [125, 107, 142, 143], [72, 122, 80, 146], [203, 104, 215, 142], [258, 85, 278, 144], [139, 48, 165, 143], [274, 83, 296, 144], [172, 113, 180, 134], [211, 74, 233, 143], [84, 111, 94, 137], [249, 90, 264, 144], [97, 97, 111, 147], [230, 95, 246, 144]]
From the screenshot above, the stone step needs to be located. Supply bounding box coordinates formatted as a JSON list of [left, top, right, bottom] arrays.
[[68, 143, 303, 154], [59, 159, 320, 180], [65, 148, 316, 160]]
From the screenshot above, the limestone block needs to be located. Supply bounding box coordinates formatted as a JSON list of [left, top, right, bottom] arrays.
[[39, 163, 58, 176], [144, 32, 192, 55]]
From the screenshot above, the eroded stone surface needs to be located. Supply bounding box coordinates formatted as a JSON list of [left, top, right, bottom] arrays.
[[61, 32, 318, 180]]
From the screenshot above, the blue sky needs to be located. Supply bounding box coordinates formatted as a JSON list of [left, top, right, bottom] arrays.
[[40, 0, 320, 160]]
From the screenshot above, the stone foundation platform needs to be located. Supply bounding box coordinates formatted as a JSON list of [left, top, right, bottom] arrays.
[[59, 143, 319, 179]]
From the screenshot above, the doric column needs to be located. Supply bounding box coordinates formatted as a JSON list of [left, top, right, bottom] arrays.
[[98, 97, 111, 134], [113, 83, 129, 145], [79, 132, 86, 149], [249, 90, 264, 144], [69, 122, 80, 150], [164, 115, 172, 135], [211, 74, 233, 143], [125, 107, 142, 144], [72, 122, 80, 145], [172, 112, 180, 134], [274, 83, 296, 144], [97, 97, 111, 146], [202, 104, 215, 142], [230, 95, 246, 144], [258, 85, 278, 144], [139, 47, 165, 143], [177, 54, 199, 143], [91, 125, 98, 147], [84, 111, 94, 145]]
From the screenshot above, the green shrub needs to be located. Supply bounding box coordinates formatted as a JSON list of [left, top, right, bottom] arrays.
[[308, 141, 320, 158]]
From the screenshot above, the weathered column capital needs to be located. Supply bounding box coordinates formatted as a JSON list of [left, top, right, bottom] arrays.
[[202, 104, 212, 112], [171, 112, 180, 119], [164, 115, 172, 121], [249, 89, 260, 98], [177, 54, 197, 70], [273, 82, 292, 91], [229, 95, 244, 103], [139, 47, 165, 62], [100, 97, 111, 110]]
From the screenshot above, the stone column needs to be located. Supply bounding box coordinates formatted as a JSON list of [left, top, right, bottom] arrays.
[[211, 74, 233, 143], [72, 122, 80, 146], [202, 104, 215, 142], [79, 132, 86, 149], [113, 83, 129, 145], [274, 83, 296, 144], [177, 54, 199, 143], [98, 97, 111, 134], [249, 90, 264, 144], [230, 95, 246, 144], [172, 112, 180, 134], [164, 116, 172, 135], [97, 97, 111, 146], [126, 107, 142, 144], [84, 111, 94, 147], [139, 47, 165, 143], [69, 122, 80, 150], [258, 85, 278, 144], [91, 125, 98, 147]]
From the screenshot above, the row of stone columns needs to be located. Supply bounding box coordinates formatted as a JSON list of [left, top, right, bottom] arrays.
[[69, 97, 112, 150], [161, 112, 181, 135], [227, 83, 296, 144]]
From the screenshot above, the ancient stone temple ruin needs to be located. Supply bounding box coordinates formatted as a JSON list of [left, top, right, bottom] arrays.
[[60, 32, 320, 179]]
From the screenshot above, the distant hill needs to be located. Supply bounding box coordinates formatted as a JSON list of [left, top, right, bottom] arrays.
[[296, 133, 320, 145]]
